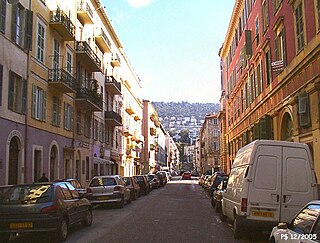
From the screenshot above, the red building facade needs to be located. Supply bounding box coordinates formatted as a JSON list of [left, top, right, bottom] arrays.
[[219, 0, 320, 176]]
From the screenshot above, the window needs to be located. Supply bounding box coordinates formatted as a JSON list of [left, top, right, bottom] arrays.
[[272, 0, 283, 13], [265, 47, 272, 85], [64, 102, 73, 131], [52, 96, 61, 126], [36, 20, 45, 62], [86, 157, 90, 180], [255, 17, 259, 46], [31, 84, 46, 121], [0, 0, 6, 33], [66, 49, 72, 75], [295, 2, 305, 52], [53, 39, 60, 69], [8, 71, 27, 114], [255, 61, 263, 96], [84, 113, 91, 137], [76, 110, 82, 135], [262, 1, 269, 33], [0, 64, 2, 106], [11, 4, 31, 49], [275, 25, 287, 66], [94, 119, 98, 140]]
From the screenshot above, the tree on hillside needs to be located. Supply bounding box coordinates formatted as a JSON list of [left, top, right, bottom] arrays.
[[179, 129, 190, 144]]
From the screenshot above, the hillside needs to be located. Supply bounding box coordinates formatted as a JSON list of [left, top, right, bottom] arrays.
[[152, 101, 220, 118]]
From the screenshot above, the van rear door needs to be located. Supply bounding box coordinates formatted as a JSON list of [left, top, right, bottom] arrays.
[[281, 146, 316, 223], [247, 145, 282, 222]]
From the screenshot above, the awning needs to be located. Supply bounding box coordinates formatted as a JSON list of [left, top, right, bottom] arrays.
[[93, 157, 114, 165]]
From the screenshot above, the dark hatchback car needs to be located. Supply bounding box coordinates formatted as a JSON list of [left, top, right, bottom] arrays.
[[123, 176, 140, 200], [133, 175, 150, 195], [146, 174, 160, 189], [0, 182, 92, 242]]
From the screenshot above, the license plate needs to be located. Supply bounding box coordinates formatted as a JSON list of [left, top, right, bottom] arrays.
[[97, 196, 109, 200], [10, 222, 33, 229], [252, 211, 274, 217]]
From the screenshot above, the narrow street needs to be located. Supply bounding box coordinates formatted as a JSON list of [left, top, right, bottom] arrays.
[[10, 177, 269, 243]]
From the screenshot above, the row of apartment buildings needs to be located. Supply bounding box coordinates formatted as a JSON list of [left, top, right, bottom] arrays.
[[218, 0, 320, 176], [0, 0, 179, 187]]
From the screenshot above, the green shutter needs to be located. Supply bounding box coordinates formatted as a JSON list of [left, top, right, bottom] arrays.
[[64, 102, 67, 129], [31, 84, 36, 117], [42, 90, 46, 121], [0, 0, 6, 33], [22, 79, 27, 114], [24, 9, 33, 51], [58, 98, 61, 126], [8, 71, 14, 110], [70, 106, 74, 131], [11, 4, 17, 42]]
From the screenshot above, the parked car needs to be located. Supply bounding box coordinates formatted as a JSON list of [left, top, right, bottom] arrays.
[[269, 200, 320, 243], [123, 176, 140, 200], [221, 140, 318, 239], [155, 173, 166, 187], [198, 174, 209, 186], [146, 174, 160, 189], [182, 171, 192, 180], [133, 175, 150, 195], [86, 175, 131, 208], [208, 173, 228, 197], [55, 178, 86, 197], [0, 181, 92, 242], [156, 171, 168, 185], [211, 179, 228, 212]]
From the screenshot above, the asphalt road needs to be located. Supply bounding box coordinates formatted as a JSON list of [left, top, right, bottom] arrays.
[[10, 177, 269, 243]]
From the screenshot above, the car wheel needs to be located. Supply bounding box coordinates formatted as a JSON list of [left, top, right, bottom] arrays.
[[56, 218, 68, 242], [211, 197, 216, 208], [215, 202, 221, 213], [0, 233, 10, 242], [117, 196, 124, 208], [127, 195, 131, 204], [81, 209, 93, 226], [220, 212, 227, 222], [132, 191, 137, 200], [233, 215, 242, 239]]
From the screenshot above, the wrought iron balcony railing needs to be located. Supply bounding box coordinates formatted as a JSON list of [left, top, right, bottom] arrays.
[[50, 10, 75, 41]]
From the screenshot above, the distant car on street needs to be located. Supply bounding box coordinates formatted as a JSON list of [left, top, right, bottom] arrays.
[[181, 171, 192, 180]]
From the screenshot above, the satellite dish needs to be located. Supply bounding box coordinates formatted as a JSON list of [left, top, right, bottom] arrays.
[[7, 0, 19, 4]]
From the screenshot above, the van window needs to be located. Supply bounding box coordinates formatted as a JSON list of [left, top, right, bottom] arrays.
[[254, 155, 277, 190], [286, 158, 308, 192]]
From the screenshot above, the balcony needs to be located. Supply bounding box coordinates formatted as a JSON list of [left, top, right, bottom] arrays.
[[50, 10, 75, 41], [105, 110, 122, 126], [125, 106, 135, 115], [111, 53, 121, 67], [48, 69, 75, 93], [95, 28, 111, 53], [75, 84, 103, 111], [105, 76, 121, 95], [123, 126, 134, 137], [77, 0, 94, 25], [76, 41, 102, 72]]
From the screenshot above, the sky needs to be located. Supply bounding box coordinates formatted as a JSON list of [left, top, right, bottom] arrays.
[[102, 0, 235, 103]]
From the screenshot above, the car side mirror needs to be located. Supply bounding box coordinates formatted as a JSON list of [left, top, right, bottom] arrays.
[[278, 222, 288, 229]]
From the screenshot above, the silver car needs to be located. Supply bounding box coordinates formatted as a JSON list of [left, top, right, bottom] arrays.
[[86, 175, 131, 208]]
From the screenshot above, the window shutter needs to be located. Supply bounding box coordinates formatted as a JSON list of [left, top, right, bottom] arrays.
[[0, 0, 6, 33], [253, 123, 260, 140], [31, 84, 36, 117], [58, 98, 61, 126], [42, 90, 46, 121], [52, 96, 57, 125], [24, 9, 33, 51], [11, 4, 17, 42], [70, 106, 74, 131], [0, 65, 3, 106], [298, 92, 310, 127], [22, 79, 27, 114], [281, 28, 287, 66], [8, 71, 14, 110], [245, 30, 252, 57], [64, 102, 67, 129], [274, 37, 279, 61]]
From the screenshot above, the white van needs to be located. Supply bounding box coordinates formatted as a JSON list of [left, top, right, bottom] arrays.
[[221, 140, 318, 239]]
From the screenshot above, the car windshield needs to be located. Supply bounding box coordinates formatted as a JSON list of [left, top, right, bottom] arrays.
[[123, 177, 131, 186], [0, 184, 53, 205], [135, 176, 144, 182], [90, 178, 117, 187]]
